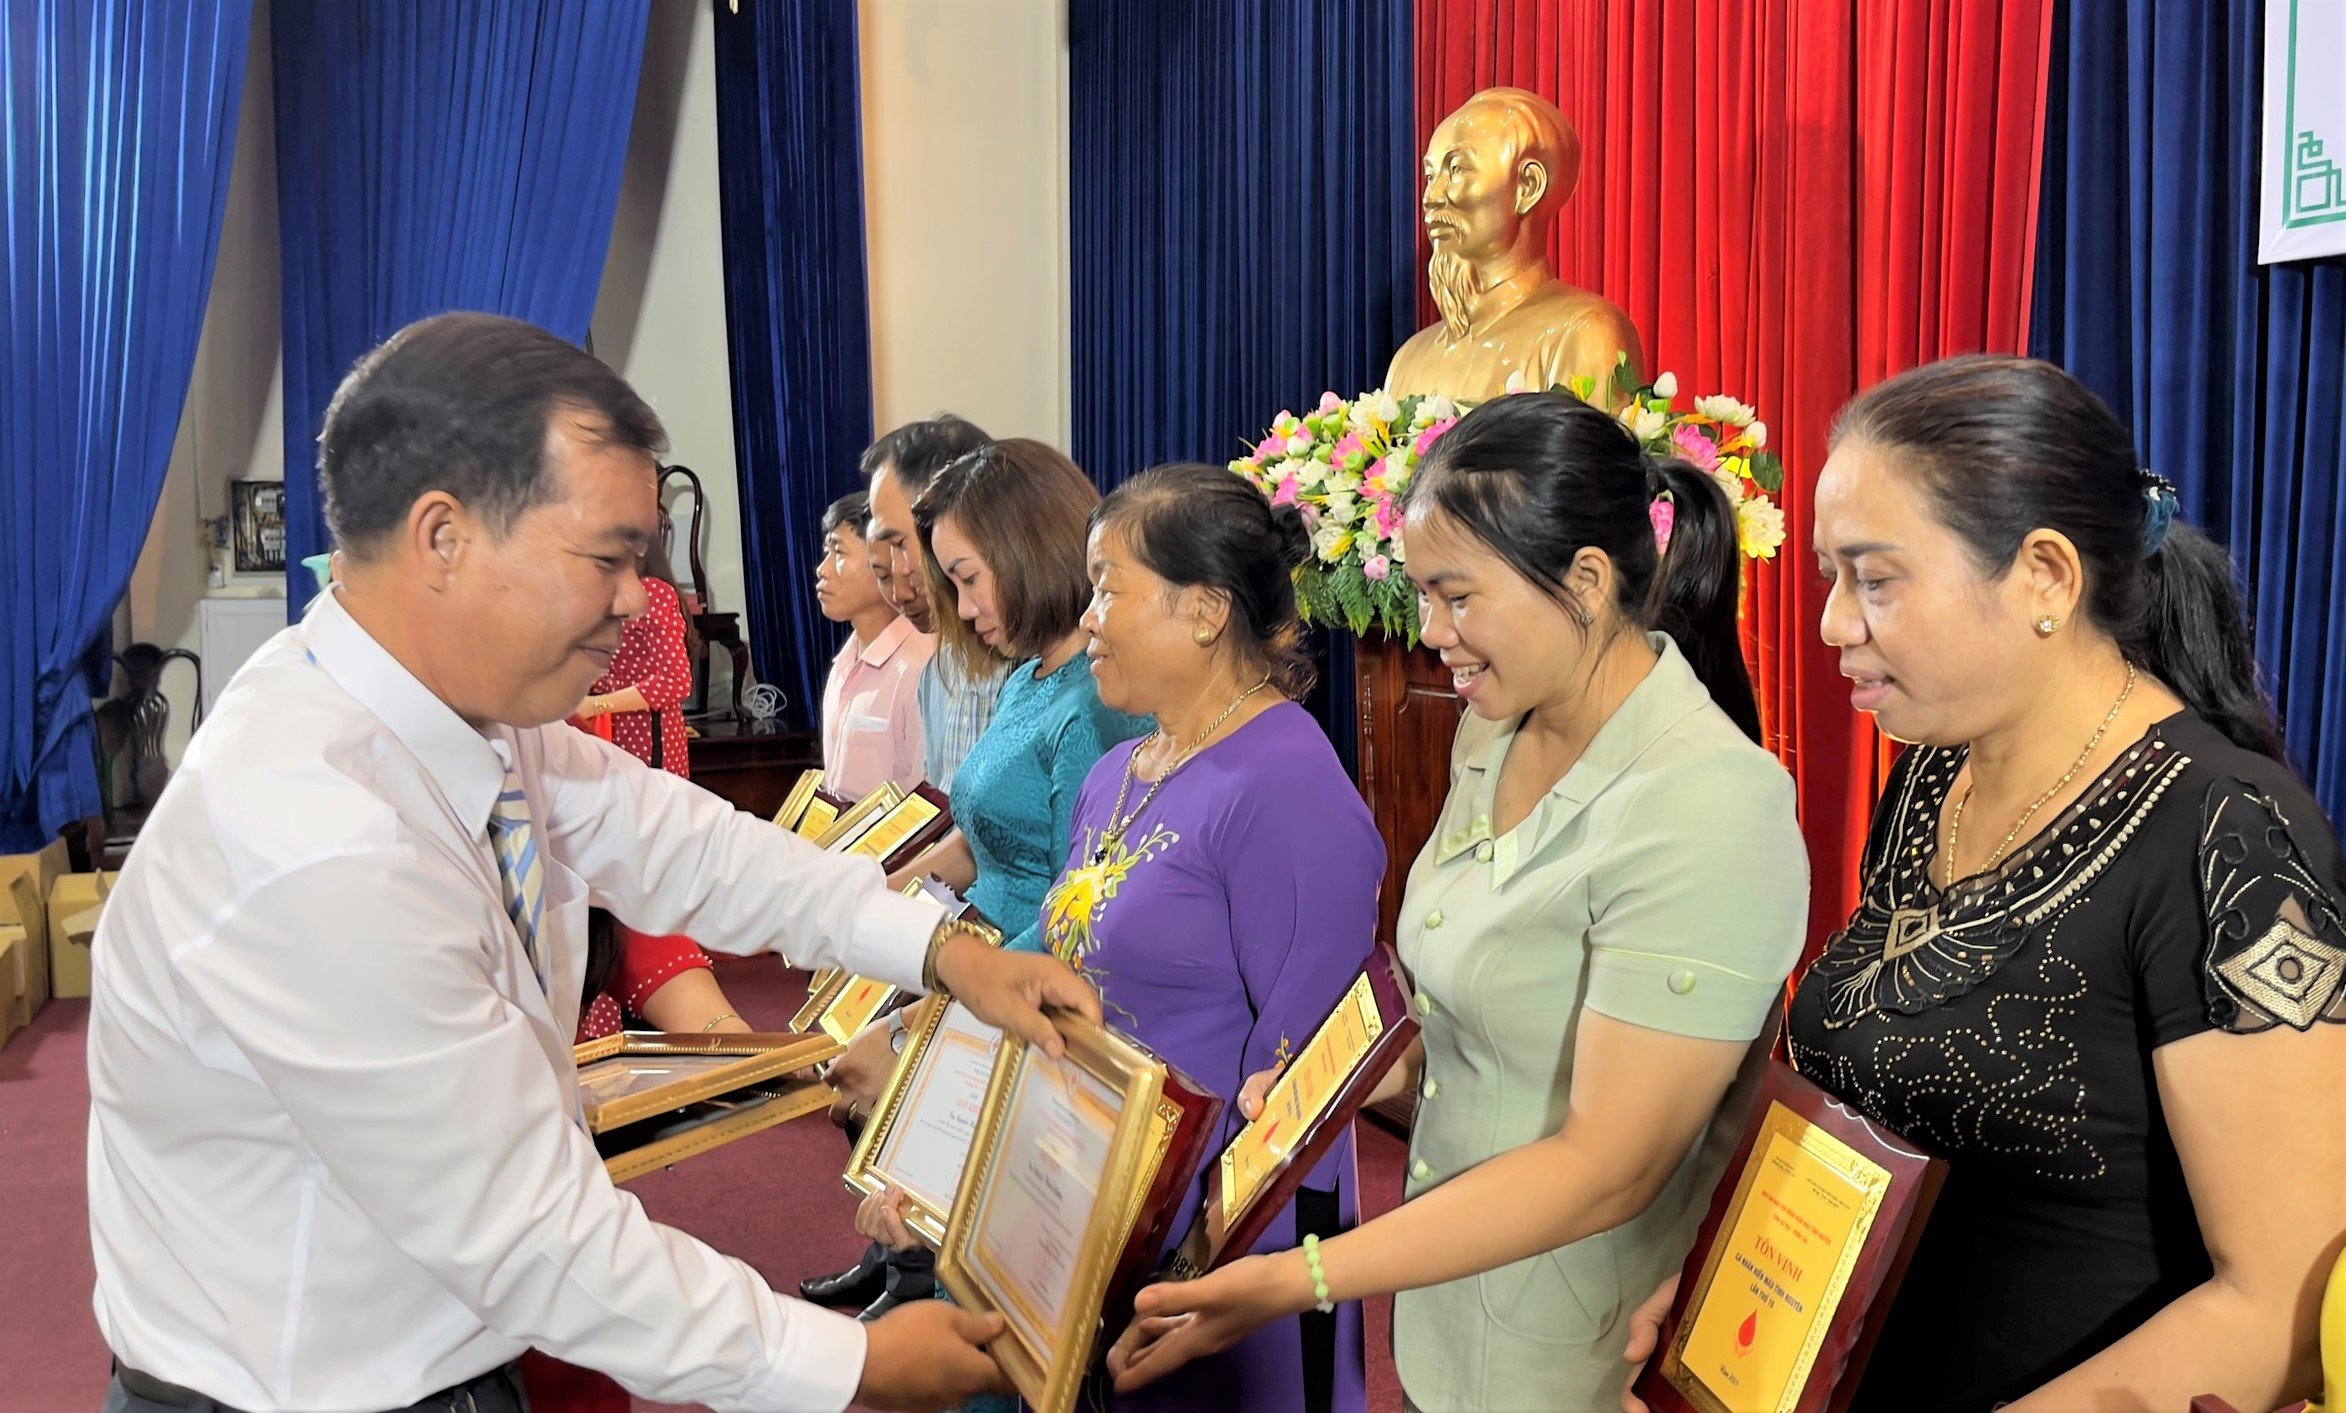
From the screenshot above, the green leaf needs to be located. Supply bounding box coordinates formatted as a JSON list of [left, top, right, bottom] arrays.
[[1751, 450, 1786, 495]]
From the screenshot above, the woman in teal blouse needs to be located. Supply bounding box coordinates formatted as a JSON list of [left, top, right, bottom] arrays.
[[891, 437, 1151, 953]]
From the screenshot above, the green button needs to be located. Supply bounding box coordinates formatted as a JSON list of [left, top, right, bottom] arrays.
[[1474, 841, 1495, 863], [1421, 1078, 1440, 1100], [1667, 969, 1699, 995], [1414, 991, 1435, 1017], [1409, 1158, 1433, 1181], [1425, 909, 1444, 930]]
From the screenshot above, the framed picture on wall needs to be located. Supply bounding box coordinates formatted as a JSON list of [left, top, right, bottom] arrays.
[[229, 479, 286, 574]]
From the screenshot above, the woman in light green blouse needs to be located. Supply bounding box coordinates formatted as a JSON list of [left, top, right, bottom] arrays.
[[1109, 392, 1811, 1411]]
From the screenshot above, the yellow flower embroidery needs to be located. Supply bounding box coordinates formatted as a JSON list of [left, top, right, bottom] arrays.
[[1042, 823, 1178, 963]]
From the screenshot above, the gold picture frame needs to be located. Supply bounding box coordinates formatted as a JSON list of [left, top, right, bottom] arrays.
[[811, 783, 905, 852], [936, 1015, 1164, 1413], [575, 1031, 841, 1183], [794, 795, 839, 839], [843, 994, 1003, 1247], [771, 769, 824, 830]]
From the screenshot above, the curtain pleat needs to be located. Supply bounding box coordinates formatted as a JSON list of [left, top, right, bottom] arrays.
[[707, 0, 875, 731], [1, 0, 252, 850], [272, 0, 649, 608], [2032, 0, 2346, 823], [1065, 0, 1419, 773]]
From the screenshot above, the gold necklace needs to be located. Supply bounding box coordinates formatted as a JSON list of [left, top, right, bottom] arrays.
[[1942, 662, 2137, 888], [1090, 678, 1272, 864]]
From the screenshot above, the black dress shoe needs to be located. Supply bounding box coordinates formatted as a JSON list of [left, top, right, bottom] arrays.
[[799, 1243, 888, 1307], [856, 1283, 934, 1322]]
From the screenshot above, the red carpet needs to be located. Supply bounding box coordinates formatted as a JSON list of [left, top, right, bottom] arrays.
[[0, 958, 1404, 1412]]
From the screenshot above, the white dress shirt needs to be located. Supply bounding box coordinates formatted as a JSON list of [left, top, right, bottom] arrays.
[[86, 590, 941, 1411]]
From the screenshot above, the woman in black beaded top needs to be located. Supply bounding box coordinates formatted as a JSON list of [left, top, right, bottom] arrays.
[[1763, 356, 2344, 1411]]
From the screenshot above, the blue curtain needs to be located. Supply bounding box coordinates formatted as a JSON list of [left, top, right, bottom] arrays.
[[1066, 0, 1419, 772], [708, 0, 875, 731], [1, 0, 251, 852], [2031, 0, 2346, 823], [273, 0, 649, 608]]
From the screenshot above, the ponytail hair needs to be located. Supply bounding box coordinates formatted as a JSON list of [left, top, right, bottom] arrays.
[[1407, 391, 1761, 742], [1832, 355, 2285, 760]]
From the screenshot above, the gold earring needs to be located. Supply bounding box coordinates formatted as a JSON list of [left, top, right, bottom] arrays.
[[1194, 627, 1213, 645], [2035, 615, 2061, 638]]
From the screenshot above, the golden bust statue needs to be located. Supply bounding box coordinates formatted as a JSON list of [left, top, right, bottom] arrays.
[[1384, 86, 1645, 404]]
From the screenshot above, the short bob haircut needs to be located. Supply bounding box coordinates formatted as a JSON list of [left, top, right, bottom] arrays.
[[911, 438, 1099, 675]]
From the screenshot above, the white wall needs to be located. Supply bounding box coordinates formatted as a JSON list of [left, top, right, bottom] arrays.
[[859, 0, 1071, 448], [124, 0, 284, 767], [590, 0, 746, 624]]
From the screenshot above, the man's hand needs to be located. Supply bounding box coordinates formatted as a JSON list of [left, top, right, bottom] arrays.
[[855, 1299, 1010, 1411], [823, 1017, 896, 1128], [932, 930, 1099, 1060]]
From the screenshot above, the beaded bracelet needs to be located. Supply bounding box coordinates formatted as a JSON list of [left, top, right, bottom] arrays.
[[1301, 1234, 1334, 1314]]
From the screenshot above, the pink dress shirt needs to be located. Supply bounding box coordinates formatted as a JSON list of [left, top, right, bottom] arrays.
[[819, 616, 935, 798]]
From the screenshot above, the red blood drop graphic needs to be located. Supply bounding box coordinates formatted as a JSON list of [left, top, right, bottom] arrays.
[[1737, 1311, 1758, 1350]]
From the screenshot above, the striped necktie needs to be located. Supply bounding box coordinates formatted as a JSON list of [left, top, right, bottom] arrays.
[[487, 768, 550, 996]]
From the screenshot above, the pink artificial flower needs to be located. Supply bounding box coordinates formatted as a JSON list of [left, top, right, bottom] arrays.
[[1649, 496, 1676, 554], [1317, 390, 1344, 415], [1413, 417, 1458, 458], [1671, 424, 1720, 473], [1363, 554, 1391, 582], [1255, 434, 1285, 461], [1270, 475, 1299, 507], [1374, 498, 1404, 539], [1331, 432, 1365, 466], [1298, 503, 1322, 529]]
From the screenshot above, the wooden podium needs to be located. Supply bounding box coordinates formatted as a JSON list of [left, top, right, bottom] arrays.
[[1352, 632, 1465, 944]]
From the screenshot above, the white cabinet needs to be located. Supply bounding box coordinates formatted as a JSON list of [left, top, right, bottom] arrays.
[[197, 596, 291, 715]]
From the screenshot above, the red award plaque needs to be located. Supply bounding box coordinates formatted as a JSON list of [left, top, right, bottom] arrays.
[[1633, 1062, 1944, 1413]]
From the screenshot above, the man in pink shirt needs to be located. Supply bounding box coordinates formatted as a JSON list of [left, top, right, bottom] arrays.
[[815, 491, 935, 798]]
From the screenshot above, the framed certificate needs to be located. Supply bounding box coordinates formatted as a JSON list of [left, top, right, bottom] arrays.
[[794, 794, 841, 840], [1169, 942, 1419, 1274], [937, 1014, 1220, 1413], [575, 1031, 841, 1182], [1634, 1064, 1945, 1413], [811, 783, 905, 852], [771, 769, 824, 830], [844, 995, 1006, 1246]]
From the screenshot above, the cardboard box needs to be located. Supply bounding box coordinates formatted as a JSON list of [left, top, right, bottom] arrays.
[[0, 838, 65, 1014], [0, 924, 27, 1050], [47, 870, 119, 1002]]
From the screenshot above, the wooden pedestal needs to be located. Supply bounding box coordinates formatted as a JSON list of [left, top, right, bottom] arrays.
[[686, 721, 821, 819], [1351, 632, 1464, 946]]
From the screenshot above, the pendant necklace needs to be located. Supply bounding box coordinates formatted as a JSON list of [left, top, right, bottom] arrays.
[[1089, 677, 1272, 865]]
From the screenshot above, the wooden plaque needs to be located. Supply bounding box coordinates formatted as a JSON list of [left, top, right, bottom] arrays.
[[1634, 1064, 1945, 1413], [1169, 942, 1418, 1275]]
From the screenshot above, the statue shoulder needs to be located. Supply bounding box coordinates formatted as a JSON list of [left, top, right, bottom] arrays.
[[1533, 289, 1645, 390]]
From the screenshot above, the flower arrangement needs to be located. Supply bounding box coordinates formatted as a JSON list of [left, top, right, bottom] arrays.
[[1229, 357, 1788, 644]]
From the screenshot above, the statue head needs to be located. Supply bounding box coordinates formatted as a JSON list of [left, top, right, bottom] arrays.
[[1421, 87, 1582, 335]]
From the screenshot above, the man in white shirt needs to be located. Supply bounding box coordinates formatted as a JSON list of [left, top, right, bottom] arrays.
[[85, 313, 1094, 1413]]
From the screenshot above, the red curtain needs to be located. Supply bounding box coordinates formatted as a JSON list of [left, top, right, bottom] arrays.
[[1412, 0, 2050, 952]]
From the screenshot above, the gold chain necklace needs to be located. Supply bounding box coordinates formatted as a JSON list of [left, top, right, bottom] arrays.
[[1943, 662, 2137, 889], [1090, 678, 1272, 864]]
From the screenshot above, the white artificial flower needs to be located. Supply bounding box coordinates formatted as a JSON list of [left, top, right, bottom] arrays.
[[1419, 394, 1457, 424], [1504, 369, 1530, 395], [1695, 394, 1757, 427], [1651, 371, 1679, 400], [1736, 496, 1787, 559], [1312, 521, 1352, 561], [1325, 490, 1361, 523], [1709, 467, 1748, 506], [1286, 430, 1314, 456], [1294, 458, 1331, 490], [1622, 405, 1670, 442]]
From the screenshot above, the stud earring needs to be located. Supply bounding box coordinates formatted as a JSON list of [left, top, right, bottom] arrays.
[[2034, 615, 2061, 638], [1194, 627, 1214, 645]]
